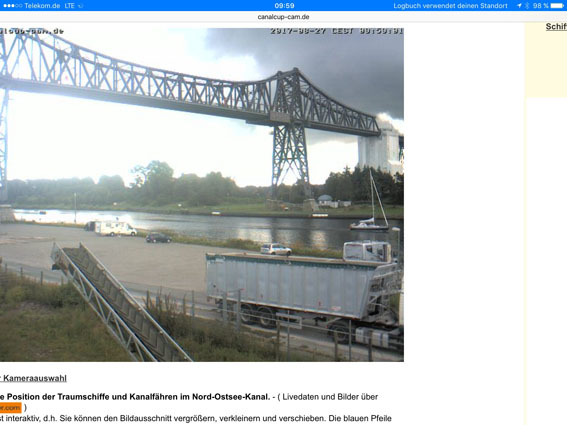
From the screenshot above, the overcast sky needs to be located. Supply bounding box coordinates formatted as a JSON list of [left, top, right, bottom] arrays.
[[8, 26, 403, 187]]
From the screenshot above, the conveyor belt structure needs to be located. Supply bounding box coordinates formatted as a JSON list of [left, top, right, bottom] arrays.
[[51, 243, 192, 362]]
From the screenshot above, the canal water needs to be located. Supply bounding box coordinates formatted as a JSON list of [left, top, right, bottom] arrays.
[[13, 209, 404, 251]]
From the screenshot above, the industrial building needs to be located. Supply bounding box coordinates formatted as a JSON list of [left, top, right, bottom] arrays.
[[357, 119, 404, 175]]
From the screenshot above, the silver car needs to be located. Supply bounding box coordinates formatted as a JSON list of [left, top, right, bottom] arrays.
[[260, 243, 292, 256]]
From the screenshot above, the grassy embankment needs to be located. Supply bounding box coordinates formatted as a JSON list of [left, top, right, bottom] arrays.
[[0, 271, 331, 361], [0, 272, 130, 361], [13, 201, 404, 219], [145, 202, 404, 219], [140, 230, 344, 258]]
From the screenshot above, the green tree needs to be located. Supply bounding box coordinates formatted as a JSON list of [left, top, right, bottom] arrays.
[[130, 161, 174, 205], [95, 175, 126, 205]]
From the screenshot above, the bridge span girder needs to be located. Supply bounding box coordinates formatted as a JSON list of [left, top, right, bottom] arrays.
[[0, 31, 381, 200]]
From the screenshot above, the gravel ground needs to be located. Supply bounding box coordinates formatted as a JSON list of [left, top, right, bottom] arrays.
[[0, 223, 246, 298]]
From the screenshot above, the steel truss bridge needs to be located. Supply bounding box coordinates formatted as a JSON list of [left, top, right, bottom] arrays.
[[0, 30, 381, 201]]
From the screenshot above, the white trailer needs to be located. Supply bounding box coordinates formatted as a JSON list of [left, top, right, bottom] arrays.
[[206, 241, 403, 351], [94, 221, 137, 236]]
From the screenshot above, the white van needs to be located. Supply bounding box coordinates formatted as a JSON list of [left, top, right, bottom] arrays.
[[94, 221, 137, 236]]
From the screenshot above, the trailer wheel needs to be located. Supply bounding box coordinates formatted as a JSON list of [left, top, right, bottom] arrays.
[[329, 322, 350, 344], [258, 307, 276, 328], [240, 304, 255, 325]]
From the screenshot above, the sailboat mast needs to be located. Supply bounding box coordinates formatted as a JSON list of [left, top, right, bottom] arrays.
[[370, 171, 375, 220], [372, 174, 389, 226]]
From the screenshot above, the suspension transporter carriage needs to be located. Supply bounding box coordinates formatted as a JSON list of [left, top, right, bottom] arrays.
[[205, 247, 403, 351]]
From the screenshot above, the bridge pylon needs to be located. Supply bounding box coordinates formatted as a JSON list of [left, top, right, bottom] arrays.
[[0, 89, 8, 202], [270, 123, 312, 199]]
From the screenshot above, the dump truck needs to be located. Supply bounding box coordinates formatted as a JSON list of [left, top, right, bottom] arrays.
[[206, 240, 403, 351]]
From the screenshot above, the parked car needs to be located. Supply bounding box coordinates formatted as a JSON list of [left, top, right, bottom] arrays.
[[260, 243, 292, 256], [146, 232, 172, 243]]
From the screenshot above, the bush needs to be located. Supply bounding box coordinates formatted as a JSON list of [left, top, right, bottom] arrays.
[[144, 291, 322, 361], [0, 272, 81, 308], [4, 285, 30, 303], [34, 283, 82, 308]]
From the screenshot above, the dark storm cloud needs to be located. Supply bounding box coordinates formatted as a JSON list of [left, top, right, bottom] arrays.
[[204, 29, 404, 120]]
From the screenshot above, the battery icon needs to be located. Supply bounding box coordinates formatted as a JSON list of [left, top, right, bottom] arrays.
[[551, 2, 564, 7]]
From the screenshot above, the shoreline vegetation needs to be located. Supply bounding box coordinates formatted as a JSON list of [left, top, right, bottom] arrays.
[[7, 164, 403, 220], [11, 202, 404, 220], [10, 200, 403, 259]]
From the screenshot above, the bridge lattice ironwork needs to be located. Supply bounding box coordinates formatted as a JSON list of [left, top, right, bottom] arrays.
[[0, 30, 381, 201]]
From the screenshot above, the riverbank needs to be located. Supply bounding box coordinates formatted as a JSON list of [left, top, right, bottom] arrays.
[[147, 233, 343, 259], [11, 207, 403, 254], [10, 221, 344, 258], [12, 202, 404, 220]]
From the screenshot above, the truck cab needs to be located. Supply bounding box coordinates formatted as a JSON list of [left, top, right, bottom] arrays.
[[343, 240, 392, 263]]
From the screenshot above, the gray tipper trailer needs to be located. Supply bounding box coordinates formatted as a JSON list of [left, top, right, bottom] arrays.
[[205, 247, 403, 351]]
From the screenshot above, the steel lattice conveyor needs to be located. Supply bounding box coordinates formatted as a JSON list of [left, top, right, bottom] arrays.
[[51, 243, 192, 362]]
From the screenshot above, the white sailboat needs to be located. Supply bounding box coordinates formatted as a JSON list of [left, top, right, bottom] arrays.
[[349, 170, 389, 231]]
